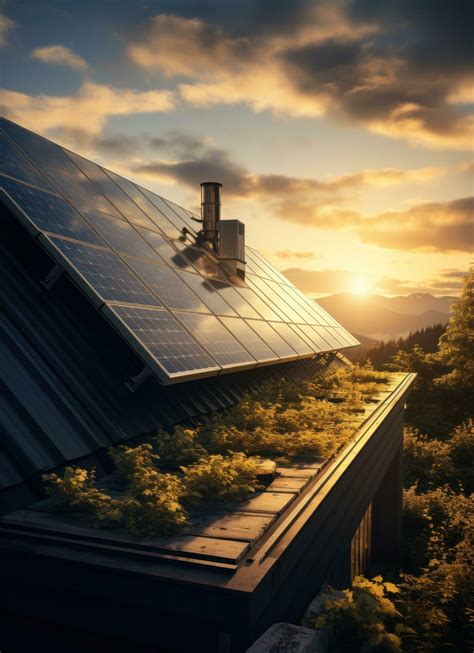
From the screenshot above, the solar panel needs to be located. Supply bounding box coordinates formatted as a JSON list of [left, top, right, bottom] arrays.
[[44, 237, 160, 307], [64, 149, 156, 229], [105, 305, 218, 379], [79, 208, 162, 261], [138, 188, 194, 237], [136, 229, 192, 269], [219, 317, 277, 363], [172, 240, 227, 279], [271, 322, 314, 356], [245, 320, 298, 359], [0, 131, 54, 192], [236, 285, 283, 321], [104, 169, 177, 233], [176, 271, 238, 316], [174, 312, 256, 368], [248, 275, 302, 323], [1, 118, 121, 218], [125, 258, 211, 313], [207, 280, 261, 319], [1, 118, 359, 386], [162, 196, 198, 235], [1, 177, 105, 246]]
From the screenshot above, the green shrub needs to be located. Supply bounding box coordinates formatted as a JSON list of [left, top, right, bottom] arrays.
[[449, 420, 474, 493], [43, 467, 119, 522], [403, 429, 453, 491], [309, 576, 406, 652], [182, 453, 263, 502], [154, 426, 206, 466]]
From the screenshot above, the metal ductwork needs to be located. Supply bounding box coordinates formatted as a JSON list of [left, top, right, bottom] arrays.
[[200, 181, 222, 252]]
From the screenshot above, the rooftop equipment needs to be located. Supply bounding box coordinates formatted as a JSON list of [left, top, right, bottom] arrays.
[[200, 181, 221, 252]]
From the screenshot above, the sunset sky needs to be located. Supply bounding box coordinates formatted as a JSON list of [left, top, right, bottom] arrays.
[[1, 0, 472, 297]]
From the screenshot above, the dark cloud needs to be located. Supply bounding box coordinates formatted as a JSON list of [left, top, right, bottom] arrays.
[[281, 0, 473, 145], [129, 2, 473, 148]]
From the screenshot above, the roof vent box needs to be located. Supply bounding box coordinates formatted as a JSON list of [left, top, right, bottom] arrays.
[[218, 219, 246, 280]]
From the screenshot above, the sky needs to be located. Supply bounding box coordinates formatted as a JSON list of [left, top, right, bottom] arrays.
[[0, 0, 472, 297]]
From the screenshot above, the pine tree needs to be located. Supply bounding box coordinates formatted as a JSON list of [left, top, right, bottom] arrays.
[[437, 269, 474, 390]]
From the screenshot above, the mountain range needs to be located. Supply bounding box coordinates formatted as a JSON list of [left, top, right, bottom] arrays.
[[317, 293, 456, 341]]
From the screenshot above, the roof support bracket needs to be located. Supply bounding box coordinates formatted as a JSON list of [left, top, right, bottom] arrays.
[[125, 366, 152, 393], [40, 264, 64, 291]]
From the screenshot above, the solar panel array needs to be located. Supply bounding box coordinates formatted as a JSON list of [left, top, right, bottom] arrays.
[[0, 118, 359, 384]]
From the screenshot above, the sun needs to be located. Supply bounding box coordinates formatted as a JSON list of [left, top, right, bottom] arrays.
[[350, 277, 371, 296]]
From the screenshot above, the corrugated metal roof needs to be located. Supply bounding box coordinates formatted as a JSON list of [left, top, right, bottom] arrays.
[[0, 212, 341, 509]]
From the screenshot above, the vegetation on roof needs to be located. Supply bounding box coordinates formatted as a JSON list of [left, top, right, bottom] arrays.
[[44, 364, 392, 536]]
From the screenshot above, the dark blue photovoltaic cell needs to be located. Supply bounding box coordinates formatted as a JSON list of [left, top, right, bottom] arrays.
[[0, 119, 121, 217], [108, 305, 217, 375], [48, 237, 160, 306], [162, 196, 198, 234], [64, 150, 154, 228], [271, 322, 314, 356], [176, 271, 238, 316], [104, 170, 175, 233], [0, 132, 54, 192], [139, 188, 190, 237], [174, 312, 255, 367], [246, 320, 297, 358], [208, 280, 261, 319], [1, 177, 105, 246], [124, 258, 211, 313], [220, 317, 276, 362], [137, 229, 191, 269], [79, 208, 161, 261]]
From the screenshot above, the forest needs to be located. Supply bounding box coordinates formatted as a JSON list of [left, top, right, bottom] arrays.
[[308, 270, 473, 651]]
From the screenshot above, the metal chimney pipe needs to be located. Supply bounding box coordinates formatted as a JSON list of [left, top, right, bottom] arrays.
[[201, 181, 222, 252]]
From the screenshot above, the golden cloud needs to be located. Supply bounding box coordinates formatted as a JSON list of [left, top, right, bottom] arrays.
[[0, 13, 14, 47], [0, 82, 176, 145], [127, 7, 473, 150], [31, 45, 88, 71]]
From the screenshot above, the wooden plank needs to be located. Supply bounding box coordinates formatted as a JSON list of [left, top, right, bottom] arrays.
[[188, 511, 275, 543], [231, 491, 296, 515], [275, 466, 318, 478], [268, 477, 309, 493], [0, 509, 249, 564]]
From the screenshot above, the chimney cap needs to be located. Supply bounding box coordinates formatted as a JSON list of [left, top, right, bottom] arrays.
[[200, 181, 222, 187]]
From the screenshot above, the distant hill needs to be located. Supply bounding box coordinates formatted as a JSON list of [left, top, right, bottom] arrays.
[[317, 292, 454, 341]]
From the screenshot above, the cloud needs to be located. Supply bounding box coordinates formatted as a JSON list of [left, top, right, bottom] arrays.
[[31, 45, 88, 71], [439, 268, 470, 279], [128, 4, 473, 149], [132, 131, 447, 198], [0, 82, 176, 147], [0, 14, 14, 47], [356, 197, 473, 252], [274, 250, 315, 259], [132, 132, 468, 251]]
